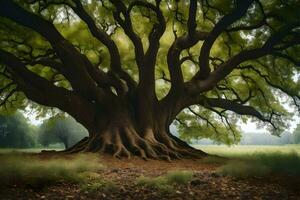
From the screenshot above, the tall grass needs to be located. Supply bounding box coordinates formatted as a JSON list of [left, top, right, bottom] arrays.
[[136, 170, 194, 192], [218, 152, 300, 178], [0, 153, 104, 188], [195, 145, 300, 158]]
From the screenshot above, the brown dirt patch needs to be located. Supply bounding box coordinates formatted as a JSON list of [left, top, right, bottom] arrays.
[[0, 154, 299, 200]]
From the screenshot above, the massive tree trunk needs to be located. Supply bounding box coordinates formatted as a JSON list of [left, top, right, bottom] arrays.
[[1, 1, 299, 160], [65, 96, 207, 160]]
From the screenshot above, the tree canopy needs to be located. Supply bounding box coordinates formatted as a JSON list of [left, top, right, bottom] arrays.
[[293, 123, 300, 144], [0, 0, 299, 158]]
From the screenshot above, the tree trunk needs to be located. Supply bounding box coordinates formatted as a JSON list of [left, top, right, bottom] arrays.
[[63, 100, 207, 160]]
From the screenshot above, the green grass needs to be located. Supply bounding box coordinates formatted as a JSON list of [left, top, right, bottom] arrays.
[[194, 145, 300, 178], [81, 180, 118, 192], [0, 153, 104, 188], [194, 144, 300, 158], [0, 148, 64, 154], [217, 152, 300, 178], [136, 170, 194, 192]]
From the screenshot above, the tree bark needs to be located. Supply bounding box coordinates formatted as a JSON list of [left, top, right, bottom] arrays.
[[2, 0, 298, 160], [63, 98, 207, 160]]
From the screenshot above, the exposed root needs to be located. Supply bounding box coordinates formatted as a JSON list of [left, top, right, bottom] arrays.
[[63, 126, 207, 160]]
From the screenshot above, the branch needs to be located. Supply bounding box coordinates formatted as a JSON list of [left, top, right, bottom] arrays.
[[240, 64, 300, 100], [272, 52, 300, 67], [110, 0, 144, 67], [0, 88, 17, 108], [166, 1, 208, 92], [187, 23, 300, 95], [187, 107, 221, 135], [0, 49, 71, 106], [69, 0, 136, 91], [199, 97, 277, 128], [128, 0, 166, 64], [0, 0, 110, 101], [196, 0, 255, 80]]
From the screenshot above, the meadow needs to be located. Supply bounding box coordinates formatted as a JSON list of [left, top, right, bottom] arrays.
[[196, 145, 300, 178], [195, 144, 300, 157], [0, 145, 299, 199]]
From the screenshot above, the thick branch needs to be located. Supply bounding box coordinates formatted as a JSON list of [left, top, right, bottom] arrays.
[[0, 0, 109, 101], [186, 23, 299, 95], [195, 0, 255, 80], [194, 97, 276, 129], [70, 0, 136, 91], [110, 0, 144, 67], [0, 49, 96, 130]]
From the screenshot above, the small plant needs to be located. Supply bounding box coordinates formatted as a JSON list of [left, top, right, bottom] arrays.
[[136, 170, 194, 192], [217, 161, 270, 178], [81, 180, 118, 192], [165, 170, 194, 185]]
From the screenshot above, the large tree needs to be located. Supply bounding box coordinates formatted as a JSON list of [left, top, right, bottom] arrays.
[[0, 0, 299, 160]]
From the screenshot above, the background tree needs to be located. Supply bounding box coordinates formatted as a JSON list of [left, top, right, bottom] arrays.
[[0, 112, 35, 148], [293, 124, 300, 144], [38, 115, 88, 149], [0, 0, 299, 159]]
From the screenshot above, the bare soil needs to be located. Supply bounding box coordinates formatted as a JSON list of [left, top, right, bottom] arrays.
[[0, 154, 299, 200]]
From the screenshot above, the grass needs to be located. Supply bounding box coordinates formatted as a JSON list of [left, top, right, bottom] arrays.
[[217, 151, 300, 178], [1, 145, 299, 185], [136, 170, 194, 192], [81, 180, 118, 193], [0, 148, 64, 154], [195, 144, 300, 158], [0, 153, 104, 188], [195, 145, 300, 177]]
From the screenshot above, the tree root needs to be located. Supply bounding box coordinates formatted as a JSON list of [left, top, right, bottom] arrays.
[[60, 126, 207, 160]]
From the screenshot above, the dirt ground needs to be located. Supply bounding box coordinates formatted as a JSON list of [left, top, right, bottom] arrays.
[[0, 155, 299, 200]]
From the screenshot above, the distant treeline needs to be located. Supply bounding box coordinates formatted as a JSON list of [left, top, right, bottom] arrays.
[[0, 112, 88, 149], [197, 131, 298, 145], [0, 112, 299, 148]]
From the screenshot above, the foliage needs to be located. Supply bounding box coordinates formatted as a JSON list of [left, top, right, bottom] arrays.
[[0, 0, 299, 145], [38, 115, 88, 149], [0, 112, 35, 148], [293, 124, 300, 144], [0, 153, 104, 188], [136, 170, 193, 192]]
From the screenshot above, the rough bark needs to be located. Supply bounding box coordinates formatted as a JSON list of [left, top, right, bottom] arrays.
[[62, 98, 207, 160]]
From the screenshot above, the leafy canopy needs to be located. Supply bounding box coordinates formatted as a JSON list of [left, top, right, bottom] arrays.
[[0, 0, 299, 144]]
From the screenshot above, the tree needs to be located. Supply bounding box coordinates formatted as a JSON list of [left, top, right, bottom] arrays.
[[0, 0, 299, 159], [0, 112, 35, 148], [293, 124, 300, 144], [38, 115, 88, 149]]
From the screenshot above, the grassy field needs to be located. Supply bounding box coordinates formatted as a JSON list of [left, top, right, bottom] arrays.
[[0, 145, 299, 199], [0, 148, 63, 153], [1, 145, 300, 179], [193, 145, 300, 178], [195, 144, 300, 158], [1, 144, 300, 155]]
